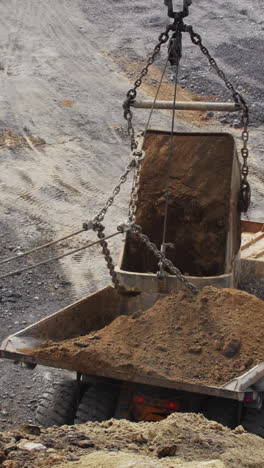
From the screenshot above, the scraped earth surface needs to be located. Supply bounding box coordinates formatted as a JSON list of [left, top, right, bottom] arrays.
[[1, 413, 264, 467], [0, 0, 263, 431], [24, 287, 264, 387]]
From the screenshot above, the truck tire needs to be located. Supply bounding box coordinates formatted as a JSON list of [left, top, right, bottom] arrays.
[[241, 407, 264, 438], [35, 380, 82, 428], [74, 383, 118, 424], [205, 398, 238, 429]]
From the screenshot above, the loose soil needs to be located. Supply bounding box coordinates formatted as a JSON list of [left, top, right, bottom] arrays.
[[123, 132, 241, 277], [24, 287, 264, 387], [0, 130, 45, 149], [1, 412, 264, 468]]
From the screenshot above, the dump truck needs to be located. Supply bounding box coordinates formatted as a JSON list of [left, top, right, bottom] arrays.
[[1, 0, 264, 437], [0, 130, 263, 435]]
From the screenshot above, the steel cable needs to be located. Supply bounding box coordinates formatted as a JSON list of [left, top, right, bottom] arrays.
[[0, 228, 85, 266], [0, 231, 121, 280]]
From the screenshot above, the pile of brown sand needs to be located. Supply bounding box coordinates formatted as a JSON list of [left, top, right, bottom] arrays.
[[27, 286, 264, 387], [1, 413, 264, 467]]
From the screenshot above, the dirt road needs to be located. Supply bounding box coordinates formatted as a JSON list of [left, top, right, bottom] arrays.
[[0, 0, 263, 429]]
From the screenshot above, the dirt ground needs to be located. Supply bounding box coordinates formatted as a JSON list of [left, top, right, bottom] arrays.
[[0, 0, 263, 432], [1, 413, 264, 468]]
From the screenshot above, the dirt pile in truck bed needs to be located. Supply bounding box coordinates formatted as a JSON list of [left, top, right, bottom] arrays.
[[1, 413, 264, 467], [25, 287, 264, 387]]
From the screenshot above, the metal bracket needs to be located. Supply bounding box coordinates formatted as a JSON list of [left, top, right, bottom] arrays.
[[157, 242, 175, 278], [82, 219, 94, 231], [168, 27, 182, 66], [164, 0, 192, 19]]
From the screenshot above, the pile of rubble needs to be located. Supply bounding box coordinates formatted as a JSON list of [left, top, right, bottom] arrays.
[[1, 412, 264, 467]]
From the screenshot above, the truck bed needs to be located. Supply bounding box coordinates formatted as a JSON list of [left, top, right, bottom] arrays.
[[1, 284, 264, 403]]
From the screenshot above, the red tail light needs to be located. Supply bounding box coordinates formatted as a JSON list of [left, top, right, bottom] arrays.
[[169, 402, 176, 409], [137, 397, 144, 403]]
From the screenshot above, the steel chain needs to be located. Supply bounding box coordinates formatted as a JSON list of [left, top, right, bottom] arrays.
[[124, 224, 198, 295], [123, 24, 173, 150], [93, 221, 121, 289], [93, 157, 137, 225], [185, 25, 250, 211], [87, 153, 144, 289], [128, 149, 144, 223]]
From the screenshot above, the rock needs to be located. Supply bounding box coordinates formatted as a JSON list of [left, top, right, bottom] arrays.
[[188, 346, 202, 354], [223, 338, 241, 358], [233, 425, 245, 434], [75, 439, 94, 448], [213, 340, 222, 351], [19, 424, 41, 436], [66, 454, 80, 461], [4, 442, 17, 453], [2, 461, 20, 468], [127, 443, 139, 450], [135, 433, 148, 444], [0, 450, 6, 462], [156, 444, 178, 458], [74, 342, 88, 348], [17, 441, 47, 451]]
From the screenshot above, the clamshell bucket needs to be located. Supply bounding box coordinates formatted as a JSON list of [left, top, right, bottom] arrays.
[[116, 130, 241, 293]]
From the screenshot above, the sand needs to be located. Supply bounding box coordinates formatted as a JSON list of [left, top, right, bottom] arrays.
[[25, 286, 264, 387], [1, 413, 264, 467]]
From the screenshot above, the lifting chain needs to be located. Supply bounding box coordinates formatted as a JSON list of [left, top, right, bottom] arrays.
[[185, 25, 251, 212], [123, 24, 173, 150], [92, 220, 121, 290], [128, 148, 145, 223], [83, 151, 144, 290], [118, 223, 198, 295], [90, 156, 137, 225]]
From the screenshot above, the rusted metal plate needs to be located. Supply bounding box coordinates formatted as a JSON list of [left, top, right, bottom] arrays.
[[241, 220, 264, 233]]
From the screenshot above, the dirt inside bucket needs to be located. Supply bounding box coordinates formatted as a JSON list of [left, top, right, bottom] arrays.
[[24, 287, 264, 387], [122, 132, 241, 277]]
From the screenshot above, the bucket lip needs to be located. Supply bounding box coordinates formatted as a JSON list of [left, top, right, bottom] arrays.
[[115, 265, 232, 281], [144, 128, 236, 141]]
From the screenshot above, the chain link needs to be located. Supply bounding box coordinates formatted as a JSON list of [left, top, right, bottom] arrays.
[[93, 221, 121, 290], [123, 24, 173, 150], [128, 149, 145, 223], [185, 24, 250, 212], [93, 157, 136, 224], [125, 224, 198, 295]]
